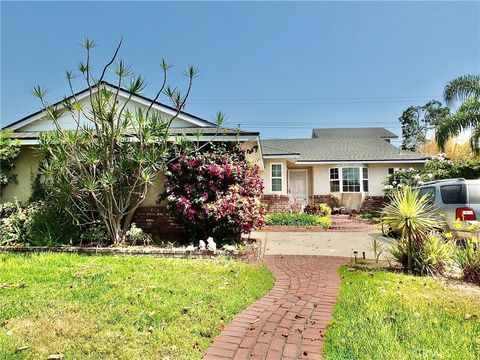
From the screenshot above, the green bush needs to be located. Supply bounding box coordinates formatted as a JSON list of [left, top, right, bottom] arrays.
[[265, 213, 331, 228], [390, 233, 454, 276], [456, 239, 480, 284], [0, 200, 80, 246]]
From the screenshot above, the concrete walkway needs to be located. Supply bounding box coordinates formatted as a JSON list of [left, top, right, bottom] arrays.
[[254, 231, 389, 259], [203, 255, 349, 360]]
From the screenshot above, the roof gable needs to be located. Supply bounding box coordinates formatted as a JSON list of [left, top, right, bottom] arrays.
[[4, 81, 217, 132]]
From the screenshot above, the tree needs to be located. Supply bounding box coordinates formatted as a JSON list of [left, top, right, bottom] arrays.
[[0, 130, 21, 196], [399, 100, 450, 151], [436, 74, 480, 154], [33, 38, 223, 245], [162, 143, 265, 243]]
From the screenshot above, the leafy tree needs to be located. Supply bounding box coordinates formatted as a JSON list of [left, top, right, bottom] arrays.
[[0, 130, 21, 195], [399, 100, 450, 151], [436, 74, 480, 153], [32, 38, 223, 245]]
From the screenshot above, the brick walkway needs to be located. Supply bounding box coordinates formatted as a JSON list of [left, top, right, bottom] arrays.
[[203, 255, 349, 360]]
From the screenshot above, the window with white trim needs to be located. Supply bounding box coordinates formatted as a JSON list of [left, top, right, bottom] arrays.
[[362, 168, 369, 192], [271, 164, 283, 192], [329, 168, 340, 192], [342, 168, 361, 192]]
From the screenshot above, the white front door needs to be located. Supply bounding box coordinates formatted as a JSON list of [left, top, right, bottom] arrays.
[[288, 170, 308, 206]]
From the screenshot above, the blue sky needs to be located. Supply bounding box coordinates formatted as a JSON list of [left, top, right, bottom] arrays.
[[1, 1, 479, 144]]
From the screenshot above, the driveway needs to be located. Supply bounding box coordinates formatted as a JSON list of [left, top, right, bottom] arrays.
[[252, 230, 390, 259]]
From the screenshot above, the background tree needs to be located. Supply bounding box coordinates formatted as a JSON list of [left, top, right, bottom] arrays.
[[33, 38, 223, 245], [0, 130, 21, 196], [436, 74, 480, 153], [399, 100, 450, 151]]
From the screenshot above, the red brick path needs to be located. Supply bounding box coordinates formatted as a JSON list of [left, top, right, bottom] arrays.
[[203, 255, 349, 360]]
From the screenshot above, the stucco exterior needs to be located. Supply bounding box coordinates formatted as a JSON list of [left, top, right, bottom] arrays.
[[1, 146, 43, 203]]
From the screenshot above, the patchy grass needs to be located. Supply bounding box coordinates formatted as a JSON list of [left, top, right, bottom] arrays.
[[0, 253, 274, 359], [324, 266, 480, 360]]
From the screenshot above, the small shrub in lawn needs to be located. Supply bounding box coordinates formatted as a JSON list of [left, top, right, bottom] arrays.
[[265, 213, 331, 228], [390, 233, 454, 276], [304, 203, 332, 217], [456, 239, 480, 284]]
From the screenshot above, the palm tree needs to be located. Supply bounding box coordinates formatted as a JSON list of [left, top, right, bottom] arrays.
[[436, 75, 480, 154], [381, 186, 438, 273]]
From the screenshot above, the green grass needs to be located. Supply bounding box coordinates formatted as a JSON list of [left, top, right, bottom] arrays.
[[324, 266, 480, 360], [0, 253, 274, 359]]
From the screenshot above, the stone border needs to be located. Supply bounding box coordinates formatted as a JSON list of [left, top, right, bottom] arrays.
[[0, 240, 263, 262]]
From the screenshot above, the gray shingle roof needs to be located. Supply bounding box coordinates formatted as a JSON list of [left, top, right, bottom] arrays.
[[312, 127, 398, 139], [261, 137, 428, 162]]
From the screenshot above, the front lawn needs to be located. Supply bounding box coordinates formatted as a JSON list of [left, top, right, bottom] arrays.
[[0, 253, 274, 359], [324, 266, 480, 359]]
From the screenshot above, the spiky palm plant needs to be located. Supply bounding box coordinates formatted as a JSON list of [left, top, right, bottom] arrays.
[[436, 74, 480, 153], [381, 186, 439, 273]]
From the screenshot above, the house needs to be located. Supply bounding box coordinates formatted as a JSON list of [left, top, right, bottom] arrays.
[[1, 83, 428, 238], [259, 127, 428, 212], [1, 82, 262, 239]]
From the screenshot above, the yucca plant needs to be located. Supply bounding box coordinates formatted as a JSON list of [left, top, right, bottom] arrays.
[[381, 186, 439, 273]]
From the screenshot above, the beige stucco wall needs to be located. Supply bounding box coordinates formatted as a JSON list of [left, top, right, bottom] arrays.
[[261, 159, 289, 195], [1, 146, 44, 203]]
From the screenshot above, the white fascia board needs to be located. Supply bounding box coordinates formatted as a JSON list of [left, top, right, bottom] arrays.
[[263, 154, 300, 159], [8, 85, 213, 131], [296, 159, 428, 165]]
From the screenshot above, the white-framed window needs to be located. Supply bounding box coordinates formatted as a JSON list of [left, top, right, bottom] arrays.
[[362, 168, 369, 192], [342, 168, 361, 192], [329, 167, 369, 193], [329, 168, 340, 192], [388, 168, 395, 175], [271, 163, 283, 192]]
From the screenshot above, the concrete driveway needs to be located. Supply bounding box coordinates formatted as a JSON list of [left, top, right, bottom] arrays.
[[252, 230, 391, 259]]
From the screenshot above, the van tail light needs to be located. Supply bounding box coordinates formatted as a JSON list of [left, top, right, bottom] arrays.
[[456, 207, 477, 221]]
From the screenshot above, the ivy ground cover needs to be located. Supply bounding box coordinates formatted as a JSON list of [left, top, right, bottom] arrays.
[[0, 253, 274, 359]]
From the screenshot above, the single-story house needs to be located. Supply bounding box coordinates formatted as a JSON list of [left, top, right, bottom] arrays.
[[1, 83, 428, 237], [259, 127, 428, 212]]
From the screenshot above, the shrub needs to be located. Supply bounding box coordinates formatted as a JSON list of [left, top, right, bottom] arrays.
[[0, 130, 21, 196], [304, 204, 332, 217], [390, 233, 454, 276], [162, 144, 265, 243], [125, 223, 152, 246], [456, 239, 480, 284], [265, 213, 331, 228], [382, 186, 440, 273], [0, 200, 80, 247]]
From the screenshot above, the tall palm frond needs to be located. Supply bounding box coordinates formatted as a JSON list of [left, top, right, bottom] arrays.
[[443, 74, 480, 107]]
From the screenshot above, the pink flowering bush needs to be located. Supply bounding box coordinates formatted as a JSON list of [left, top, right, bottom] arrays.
[[161, 144, 265, 242]]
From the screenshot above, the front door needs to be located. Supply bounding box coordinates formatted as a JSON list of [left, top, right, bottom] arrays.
[[288, 170, 308, 206]]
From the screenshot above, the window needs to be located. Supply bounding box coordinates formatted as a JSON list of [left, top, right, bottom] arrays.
[[441, 184, 467, 204], [362, 168, 369, 192], [342, 168, 360, 192], [271, 164, 283, 192], [330, 168, 340, 192], [388, 168, 395, 175], [418, 186, 436, 203]]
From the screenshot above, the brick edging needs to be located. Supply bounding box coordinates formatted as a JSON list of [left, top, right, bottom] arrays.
[[0, 242, 263, 262]]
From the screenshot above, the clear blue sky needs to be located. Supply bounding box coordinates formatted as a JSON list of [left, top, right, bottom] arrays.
[[1, 1, 479, 144]]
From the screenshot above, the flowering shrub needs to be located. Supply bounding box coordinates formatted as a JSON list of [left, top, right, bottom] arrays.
[[161, 144, 265, 242], [304, 204, 332, 217], [383, 154, 480, 195]]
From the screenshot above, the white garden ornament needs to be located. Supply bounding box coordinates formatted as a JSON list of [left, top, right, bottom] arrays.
[[206, 237, 216, 251], [198, 240, 206, 251]]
